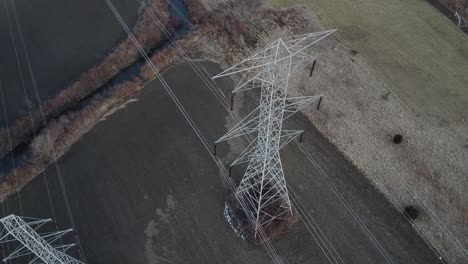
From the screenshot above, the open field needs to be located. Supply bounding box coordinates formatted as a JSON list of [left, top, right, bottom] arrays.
[[270, 0, 468, 123], [269, 0, 468, 262], [0, 0, 466, 262], [1, 62, 440, 263]]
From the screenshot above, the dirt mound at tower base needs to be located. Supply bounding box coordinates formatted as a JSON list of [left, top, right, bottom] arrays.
[[224, 192, 300, 244]]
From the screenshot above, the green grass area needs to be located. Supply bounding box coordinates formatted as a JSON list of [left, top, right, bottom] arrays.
[[271, 0, 468, 122]]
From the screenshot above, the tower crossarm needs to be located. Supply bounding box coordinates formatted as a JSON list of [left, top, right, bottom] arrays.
[[279, 130, 303, 149], [40, 229, 74, 245], [213, 30, 335, 80], [232, 72, 264, 94], [231, 139, 259, 166], [215, 107, 260, 143], [212, 41, 283, 79], [283, 95, 322, 120], [282, 30, 336, 56], [230, 129, 302, 167], [289, 52, 316, 75]]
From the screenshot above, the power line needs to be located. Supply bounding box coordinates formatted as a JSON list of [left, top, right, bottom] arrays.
[[133, 1, 347, 262], [107, 0, 293, 262], [0, 0, 88, 261], [164, 3, 347, 263]]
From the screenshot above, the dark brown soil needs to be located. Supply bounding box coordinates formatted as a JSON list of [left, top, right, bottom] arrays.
[[225, 192, 300, 244]]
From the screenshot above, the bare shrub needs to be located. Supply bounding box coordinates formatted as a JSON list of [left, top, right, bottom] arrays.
[[0, 0, 171, 159]]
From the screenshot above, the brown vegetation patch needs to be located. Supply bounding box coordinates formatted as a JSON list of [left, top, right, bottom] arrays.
[[0, 35, 196, 199], [0, 0, 171, 160]]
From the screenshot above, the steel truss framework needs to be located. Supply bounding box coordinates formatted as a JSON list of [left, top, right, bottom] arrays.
[[0, 214, 82, 264], [214, 30, 335, 235]]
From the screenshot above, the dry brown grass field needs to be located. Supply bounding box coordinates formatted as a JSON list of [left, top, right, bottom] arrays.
[[269, 0, 468, 262]]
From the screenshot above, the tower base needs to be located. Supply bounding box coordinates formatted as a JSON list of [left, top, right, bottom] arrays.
[[224, 192, 300, 244]]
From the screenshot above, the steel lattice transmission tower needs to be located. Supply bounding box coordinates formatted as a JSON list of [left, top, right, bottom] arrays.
[[214, 30, 335, 235], [0, 214, 83, 263]]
